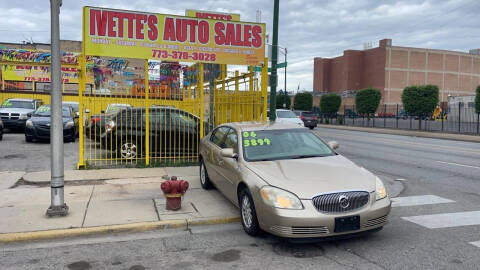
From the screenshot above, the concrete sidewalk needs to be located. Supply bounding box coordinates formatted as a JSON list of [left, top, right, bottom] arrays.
[[0, 166, 403, 243], [318, 124, 480, 142]]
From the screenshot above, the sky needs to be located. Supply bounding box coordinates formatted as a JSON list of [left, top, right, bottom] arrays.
[[1, 0, 479, 92]]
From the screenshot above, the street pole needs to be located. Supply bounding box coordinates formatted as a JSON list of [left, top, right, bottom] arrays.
[[284, 48, 287, 108], [46, 0, 68, 217], [269, 0, 279, 121]]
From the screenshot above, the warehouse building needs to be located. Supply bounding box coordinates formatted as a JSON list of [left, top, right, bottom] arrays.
[[313, 39, 480, 105]]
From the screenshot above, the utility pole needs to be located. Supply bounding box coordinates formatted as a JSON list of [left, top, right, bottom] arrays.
[[46, 0, 68, 217], [269, 0, 279, 121], [284, 48, 287, 109]]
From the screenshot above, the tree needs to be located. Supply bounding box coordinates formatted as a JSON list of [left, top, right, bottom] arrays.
[[401, 85, 439, 129], [275, 91, 291, 109], [293, 92, 313, 111], [355, 88, 382, 124], [320, 93, 341, 117], [475, 85, 480, 114]]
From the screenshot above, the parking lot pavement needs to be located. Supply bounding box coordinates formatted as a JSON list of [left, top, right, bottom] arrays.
[[0, 132, 78, 172]]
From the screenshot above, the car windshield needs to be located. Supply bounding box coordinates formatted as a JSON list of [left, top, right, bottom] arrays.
[[34, 106, 71, 117], [242, 129, 335, 161], [1, 100, 34, 109], [64, 103, 78, 112], [277, 110, 297, 118], [107, 104, 130, 115]]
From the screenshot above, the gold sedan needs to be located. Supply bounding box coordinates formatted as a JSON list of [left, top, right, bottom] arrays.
[[199, 122, 391, 238]]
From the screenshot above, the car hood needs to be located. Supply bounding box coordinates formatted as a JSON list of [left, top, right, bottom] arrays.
[[245, 155, 376, 199], [0, 108, 34, 114], [276, 118, 303, 125], [31, 116, 72, 124]]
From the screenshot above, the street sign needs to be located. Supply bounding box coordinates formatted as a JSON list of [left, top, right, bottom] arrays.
[[249, 62, 287, 72]]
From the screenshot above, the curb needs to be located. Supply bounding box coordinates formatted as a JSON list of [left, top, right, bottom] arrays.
[[0, 216, 240, 244]]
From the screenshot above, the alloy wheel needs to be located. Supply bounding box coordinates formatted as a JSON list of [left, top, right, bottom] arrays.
[[242, 195, 253, 229], [120, 142, 137, 159]]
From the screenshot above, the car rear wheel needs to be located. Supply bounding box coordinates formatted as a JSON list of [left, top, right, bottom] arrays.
[[239, 189, 261, 236], [120, 141, 137, 159], [25, 135, 33, 142], [199, 159, 213, 189], [309, 126, 314, 130]]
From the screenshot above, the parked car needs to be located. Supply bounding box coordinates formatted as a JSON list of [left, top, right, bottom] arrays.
[[199, 122, 391, 238], [344, 109, 358, 118], [100, 107, 201, 159], [0, 98, 43, 131], [298, 111, 318, 129], [274, 109, 304, 126], [0, 119, 3, 140], [25, 105, 79, 142], [62, 101, 79, 117], [87, 103, 131, 138], [377, 112, 395, 118]]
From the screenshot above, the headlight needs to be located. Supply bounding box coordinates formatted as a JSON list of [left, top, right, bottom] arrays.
[[106, 120, 116, 132], [64, 121, 74, 128], [375, 177, 387, 200], [26, 120, 33, 128], [19, 114, 28, 120], [260, 186, 303, 209]]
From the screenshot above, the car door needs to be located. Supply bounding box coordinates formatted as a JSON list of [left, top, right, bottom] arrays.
[[215, 127, 241, 202], [203, 126, 229, 185]]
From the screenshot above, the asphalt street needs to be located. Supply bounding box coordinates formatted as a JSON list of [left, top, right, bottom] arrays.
[[1, 127, 480, 269]]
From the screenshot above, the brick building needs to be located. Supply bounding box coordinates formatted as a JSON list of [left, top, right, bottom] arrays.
[[313, 39, 480, 105]]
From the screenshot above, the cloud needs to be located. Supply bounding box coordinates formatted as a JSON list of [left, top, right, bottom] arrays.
[[0, 0, 479, 92]]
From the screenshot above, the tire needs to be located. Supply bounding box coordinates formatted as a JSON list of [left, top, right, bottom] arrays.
[[309, 126, 314, 130], [199, 158, 213, 189], [119, 140, 137, 159], [25, 135, 33, 142], [0, 134, 2, 141], [239, 188, 261, 236]]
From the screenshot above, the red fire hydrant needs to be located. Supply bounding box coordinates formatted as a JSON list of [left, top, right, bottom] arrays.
[[160, 176, 189, 211]]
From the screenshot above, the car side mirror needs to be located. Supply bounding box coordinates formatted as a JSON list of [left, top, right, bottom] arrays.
[[221, 148, 238, 160], [328, 141, 339, 150]]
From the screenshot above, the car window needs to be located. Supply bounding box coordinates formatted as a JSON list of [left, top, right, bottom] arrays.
[[277, 110, 297, 118], [224, 128, 238, 151], [170, 110, 197, 127], [242, 129, 334, 161], [210, 127, 229, 147]]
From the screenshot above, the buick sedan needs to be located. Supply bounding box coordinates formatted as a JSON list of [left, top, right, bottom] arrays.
[[199, 122, 391, 238]]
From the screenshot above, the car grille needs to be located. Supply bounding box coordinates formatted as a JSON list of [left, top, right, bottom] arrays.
[[362, 215, 388, 228], [312, 191, 370, 213], [0, 113, 20, 120], [37, 124, 50, 129], [270, 225, 329, 235]]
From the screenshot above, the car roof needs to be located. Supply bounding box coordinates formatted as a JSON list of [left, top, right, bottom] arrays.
[[7, 98, 41, 102], [275, 109, 293, 112], [224, 121, 305, 131], [62, 101, 78, 104]]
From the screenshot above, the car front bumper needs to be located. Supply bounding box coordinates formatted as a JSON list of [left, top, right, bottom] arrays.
[[26, 125, 74, 140], [2, 119, 27, 129], [255, 193, 391, 238], [303, 120, 317, 127]]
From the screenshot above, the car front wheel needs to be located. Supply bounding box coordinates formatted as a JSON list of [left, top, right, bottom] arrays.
[[239, 189, 261, 236], [25, 135, 33, 142], [199, 159, 213, 189], [119, 141, 137, 159]]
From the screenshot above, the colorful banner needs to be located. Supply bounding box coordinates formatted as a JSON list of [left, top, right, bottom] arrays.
[[1, 65, 93, 84], [83, 7, 265, 65], [185, 9, 240, 21]]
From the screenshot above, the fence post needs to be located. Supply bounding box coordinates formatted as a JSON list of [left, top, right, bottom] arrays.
[[477, 113, 479, 134], [372, 113, 375, 127], [199, 63, 204, 138], [77, 54, 86, 169], [262, 57, 268, 122], [458, 102, 462, 133], [144, 60, 150, 165], [441, 103, 444, 132], [396, 104, 399, 129], [352, 105, 355, 126], [384, 104, 386, 127]]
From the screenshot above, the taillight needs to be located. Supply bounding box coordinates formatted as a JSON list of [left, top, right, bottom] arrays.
[[106, 120, 116, 133], [91, 117, 100, 124], [313, 116, 317, 120], [300, 115, 305, 120]]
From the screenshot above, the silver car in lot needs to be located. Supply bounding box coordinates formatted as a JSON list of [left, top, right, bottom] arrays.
[[199, 122, 391, 238]]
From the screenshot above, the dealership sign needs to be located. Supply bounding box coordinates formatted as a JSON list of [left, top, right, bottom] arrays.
[[1, 65, 90, 83], [83, 7, 265, 65]]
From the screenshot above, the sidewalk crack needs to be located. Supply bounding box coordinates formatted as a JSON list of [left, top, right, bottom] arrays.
[[81, 185, 95, 227], [153, 198, 161, 221]]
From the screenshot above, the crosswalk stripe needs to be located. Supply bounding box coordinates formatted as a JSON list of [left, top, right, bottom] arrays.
[[402, 211, 480, 229], [391, 195, 455, 207], [470, 241, 480, 248]]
